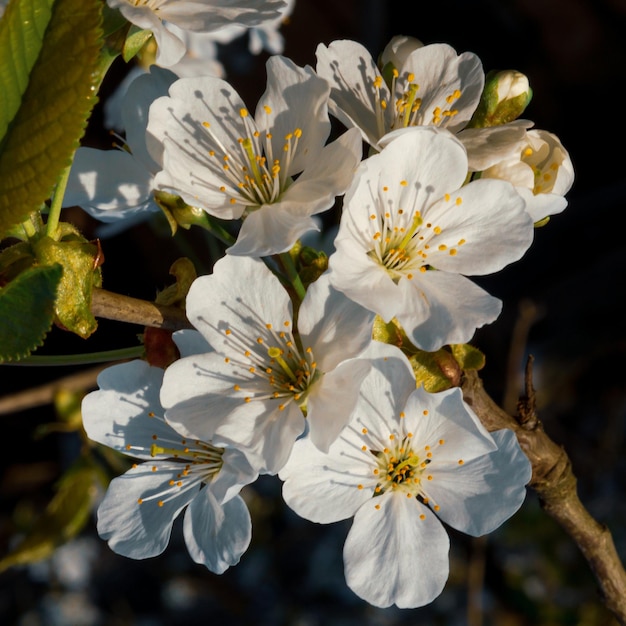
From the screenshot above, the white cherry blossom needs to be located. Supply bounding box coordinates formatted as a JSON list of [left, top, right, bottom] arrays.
[[315, 37, 484, 150], [81, 357, 259, 573], [148, 55, 362, 256], [160, 254, 375, 474], [328, 126, 534, 351], [280, 343, 532, 608]]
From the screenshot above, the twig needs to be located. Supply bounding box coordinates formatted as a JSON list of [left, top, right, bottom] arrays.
[[0, 365, 105, 415], [462, 363, 626, 624], [91, 288, 193, 331]]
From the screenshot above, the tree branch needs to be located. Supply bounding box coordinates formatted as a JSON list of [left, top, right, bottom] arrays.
[[91, 288, 193, 331], [462, 363, 626, 624]]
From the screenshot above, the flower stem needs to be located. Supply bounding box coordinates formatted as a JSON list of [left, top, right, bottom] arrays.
[[46, 160, 73, 239], [277, 252, 306, 301], [11, 346, 145, 366]]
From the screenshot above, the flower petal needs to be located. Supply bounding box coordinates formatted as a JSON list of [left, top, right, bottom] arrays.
[[343, 492, 450, 608], [63, 147, 155, 216], [395, 271, 502, 351], [298, 272, 374, 372], [82, 361, 174, 459], [256, 55, 330, 176], [315, 40, 387, 147], [183, 489, 251, 574], [280, 433, 375, 523], [97, 462, 199, 559], [429, 428, 531, 536], [306, 357, 371, 452]]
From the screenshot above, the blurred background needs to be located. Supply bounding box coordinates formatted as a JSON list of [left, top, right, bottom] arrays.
[[2, 0, 626, 624]]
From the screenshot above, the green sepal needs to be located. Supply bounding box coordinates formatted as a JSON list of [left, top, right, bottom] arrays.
[[0, 263, 62, 363], [0, 459, 103, 572], [33, 232, 103, 339], [123, 25, 153, 62], [155, 257, 197, 307], [0, 0, 103, 237], [450, 342, 486, 371], [409, 348, 462, 393], [288, 241, 329, 290]]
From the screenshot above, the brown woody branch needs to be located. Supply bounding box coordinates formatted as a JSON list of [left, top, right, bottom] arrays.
[[462, 360, 626, 624], [91, 288, 193, 331]]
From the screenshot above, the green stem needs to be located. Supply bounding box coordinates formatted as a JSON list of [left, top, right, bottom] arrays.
[[277, 252, 306, 301], [46, 161, 73, 238], [21, 216, 37, 239], [8, 346, 145, 366]]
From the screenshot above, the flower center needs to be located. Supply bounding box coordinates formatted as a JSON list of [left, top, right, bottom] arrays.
[[125, 412, 224, 508], [366, 183, 468, 282], [201, 106, 302, 208], [220, 317, 319, 414], [371, 70, 462, 137]]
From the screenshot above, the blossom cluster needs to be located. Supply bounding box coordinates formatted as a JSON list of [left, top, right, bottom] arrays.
[[77, 3, 572, 610]]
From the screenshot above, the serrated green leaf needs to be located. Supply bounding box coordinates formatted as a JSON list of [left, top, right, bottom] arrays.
[[0, 0, 103, 236], [0, 0, 54, 140], [34, 234, 102, 339], [450, 343, 486, 371], [0, 263, 62, 363], [0, 461, 100, 572]]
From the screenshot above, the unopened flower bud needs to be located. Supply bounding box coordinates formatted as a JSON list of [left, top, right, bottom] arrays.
[[468, 69, 532, 128], [379, 35, 424, 73]]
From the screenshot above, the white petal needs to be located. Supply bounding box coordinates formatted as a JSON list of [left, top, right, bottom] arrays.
[[306, 358, 371, 452], [403, 387, 497, 463], [148, 77, 249, 218], [315, 40, 387, 146], [82, 361, 174, 459], [458, 120, 532, 171], [280, 433, 375, 523], [419, 178, 533, 275], [395, 271, 503, 351], [298, 272, 374, 372], [122, 66, 177, 172], [226, 205, 320, 256], [183, 489, 251, 574], [246, 400, 305, 474], [399, 43, 484, 134], [63, 147, 154, 214], [97, 463, 199, 559], [161, 351, 264, 442], [184, 255, 292, 353], [520, 188, 568, 223], [256, 55, 330, 176], [343, 492, 450, 608], [172, 329, 212, 357], [210, 447, 260, 504], [328, 239, 402, 323], [429, 429, 531, 536]]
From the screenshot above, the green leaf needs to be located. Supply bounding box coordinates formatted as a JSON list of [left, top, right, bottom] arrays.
[[0, 0, 54, 140], [0, 461, 101, 572], [34, 234, 102, 339], [0, 0, 103, 237], [0, 263, 62, 363]]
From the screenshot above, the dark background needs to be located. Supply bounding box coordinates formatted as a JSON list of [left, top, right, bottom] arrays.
[[2, 0, 626, 624]]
